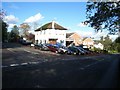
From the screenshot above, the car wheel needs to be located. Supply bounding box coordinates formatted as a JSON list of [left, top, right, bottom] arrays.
[[65, 51, 67, 54], [55, 51, 58, 53], [76, 53, 79, 55], [74, 52, 76, 55]]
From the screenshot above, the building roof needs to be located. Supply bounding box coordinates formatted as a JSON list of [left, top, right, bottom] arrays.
[[94, 41, 103, 45], [83, 37, 88, 41], [66, 33, 74, 38], [35, 21, 67, 31], [83, 38, 94, 42]]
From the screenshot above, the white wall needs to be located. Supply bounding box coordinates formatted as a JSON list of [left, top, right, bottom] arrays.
[[94, 43, 104, 50], [35, 29, 66, 46]]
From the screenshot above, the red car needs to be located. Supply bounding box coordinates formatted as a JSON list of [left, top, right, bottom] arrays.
[[47, 45, 60, 53]]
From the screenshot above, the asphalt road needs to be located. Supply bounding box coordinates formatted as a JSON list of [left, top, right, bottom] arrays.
[[2, 43, 120, 88]]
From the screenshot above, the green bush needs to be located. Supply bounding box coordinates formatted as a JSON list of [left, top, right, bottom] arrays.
[[93, 47, 103, 53], [117, 44, 120, 52]]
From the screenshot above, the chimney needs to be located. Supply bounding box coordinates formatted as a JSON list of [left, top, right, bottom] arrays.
[[52, 20, 55, 29]]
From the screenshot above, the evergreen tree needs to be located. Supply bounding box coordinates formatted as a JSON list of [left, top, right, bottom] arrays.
[[0, 9, 8, 42], [1, 20, 8, 42], [9, 25, 19, 42]]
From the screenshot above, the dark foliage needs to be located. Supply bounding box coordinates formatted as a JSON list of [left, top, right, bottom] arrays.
[[86, 1, 120, 34], [1, 19, 8, 42]]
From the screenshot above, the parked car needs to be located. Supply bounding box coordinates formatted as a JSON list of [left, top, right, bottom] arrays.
[[34, 44, 43, 49], [68, 46, 80, 55], [54, 44, 76, 54], [19, 40, 33, 45], [54, 45, 67, 53], [73, 46, 86, 55], [47, 44, 66, 54], [83, 48, 95, 54], [76, 46, 91, 54], [30, 44, 35, 47], [47, 45, 59, 53], [59, 46, 75, 55], [41, 44, 49, 51]]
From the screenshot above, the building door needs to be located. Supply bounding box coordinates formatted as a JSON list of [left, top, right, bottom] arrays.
[[49, 39, 57, 44], [35, 40, 38, 44], [66, 41, 73, 46]]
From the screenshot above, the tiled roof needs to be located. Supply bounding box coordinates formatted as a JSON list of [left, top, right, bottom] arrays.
[[66, 33, 74, 38], [35, 21, 67, 31], [83, 38, 94, 42]]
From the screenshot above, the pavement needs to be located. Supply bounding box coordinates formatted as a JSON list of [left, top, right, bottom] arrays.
[[2, 43, 120, 88]]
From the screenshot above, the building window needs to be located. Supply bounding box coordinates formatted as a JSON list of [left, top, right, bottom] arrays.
[[44, 30, 45, 34], [36, 40, 38, 44], [45, 40, 47, 44], [41, 31, 43, 35], [60, 40, 64, 44], [40, 40, 42, 44]]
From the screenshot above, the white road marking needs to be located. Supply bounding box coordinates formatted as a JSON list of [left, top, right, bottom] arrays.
[[85, 65, 90, 67], [78, 60, 103, 70], [20, 63, 28, 65], [2, 61, 41, 68], [23, 49, 30, 53], [10, 64, 19, 67], [31, 52, 39, 55], [28, 62, 39, 64], [79, 68, 85, 70], [84, 61, 102, 69], [7, 48, 15, 53], [85, 62, 99, 68], [23, 49, 39, 54]]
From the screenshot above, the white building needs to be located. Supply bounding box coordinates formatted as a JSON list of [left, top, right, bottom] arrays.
[[94, 42, 104, 50], [35, 21, 67, 46], [83, 38, 94, 48]]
